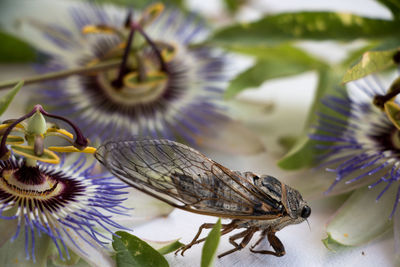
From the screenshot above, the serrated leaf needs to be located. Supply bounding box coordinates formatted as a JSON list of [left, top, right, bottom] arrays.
[[278, 69, 344, 169], [225, 45, 325, 98], [324, 184, 395, 248], [0, 81, 23, 116], [201, 219, 221, 267], [211, 12, 399, 45], [0, 32, 36, 62], [112, 231, 169, 267], [342, 49, 399, 83]]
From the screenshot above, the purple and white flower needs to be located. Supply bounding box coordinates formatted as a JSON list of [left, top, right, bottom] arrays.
[[29, 2, 233, 145], [310, 75, 400, 216]]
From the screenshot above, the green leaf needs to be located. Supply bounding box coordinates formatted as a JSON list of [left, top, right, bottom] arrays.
[[0, 81, 23, 116], [377, 0, 400, 20], [0, 32, 36, 62], [210, 12, 400, 45], [112, 231, 169, 267], [201, 219, 221, 267], [342, 48, 399, 83], [324, 183, 395, 248], [226, 44, 325, 65], [226, 60, 310, 98], [225, 45, 325, 98], [278, 135, 298, 152], [157, 240, 184, 255], [224, 0, 244, 13], [278, 69, 344, 169], [340, 42, 380, 69]]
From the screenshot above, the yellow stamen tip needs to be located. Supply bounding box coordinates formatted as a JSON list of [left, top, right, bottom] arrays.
[[48, 146, 97, 154]]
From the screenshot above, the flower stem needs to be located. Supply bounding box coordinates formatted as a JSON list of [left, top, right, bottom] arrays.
[[0, 59, 121, 90]]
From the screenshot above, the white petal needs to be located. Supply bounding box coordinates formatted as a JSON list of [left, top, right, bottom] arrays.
[[394, 198, 400, 264], [0, 217, 18, 247], [324, 183, 395, 247], [0, 229, 51, 266], [60, 229, 115, 267], [198, 120, 265, 155], [116, 189, 174, 228]]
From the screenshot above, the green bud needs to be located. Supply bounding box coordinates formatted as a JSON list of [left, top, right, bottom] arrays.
[[27, 111, 46, 135]]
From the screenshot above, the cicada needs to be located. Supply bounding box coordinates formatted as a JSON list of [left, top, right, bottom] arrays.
[[95, 139, 311, 257]]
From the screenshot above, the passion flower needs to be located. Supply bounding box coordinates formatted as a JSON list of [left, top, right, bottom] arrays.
[[31, 3, 232, 144], [0, 104, 129, 266]]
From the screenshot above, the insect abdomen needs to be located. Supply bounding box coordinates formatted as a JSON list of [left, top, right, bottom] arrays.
[[171, 172, 253, 213]]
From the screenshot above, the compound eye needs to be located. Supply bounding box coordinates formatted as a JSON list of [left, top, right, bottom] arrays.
[[301, 205, 311, 218]]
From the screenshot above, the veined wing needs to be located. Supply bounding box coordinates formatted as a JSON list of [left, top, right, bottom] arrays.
[[95, 139, 283, 220]]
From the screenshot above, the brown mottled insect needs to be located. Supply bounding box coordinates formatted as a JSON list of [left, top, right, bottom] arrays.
[[95, 139, 311, 257]]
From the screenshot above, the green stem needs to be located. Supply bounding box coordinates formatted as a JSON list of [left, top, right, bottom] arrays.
[[373, 76, 400, 109], [25, 135, 37, 167], [0, 59, 122, 90]]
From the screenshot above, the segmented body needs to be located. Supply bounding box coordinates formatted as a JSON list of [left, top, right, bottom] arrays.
[[95, 139, 310, 257], [95, 139, 285, 219]]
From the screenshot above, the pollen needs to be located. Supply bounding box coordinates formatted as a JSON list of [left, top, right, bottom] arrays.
[[343, 233, 349, 237]]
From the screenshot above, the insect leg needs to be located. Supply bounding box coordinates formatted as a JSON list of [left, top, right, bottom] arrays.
[[250, 228, 268, 249], [249, 230, 285, 257], [217, 227, 258, 258], [176, 221, 239, 256]]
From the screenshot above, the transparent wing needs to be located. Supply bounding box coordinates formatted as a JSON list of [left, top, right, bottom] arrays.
[[95, 139, 282, 219]]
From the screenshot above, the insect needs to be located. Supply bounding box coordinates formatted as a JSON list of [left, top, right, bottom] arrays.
[[95, 139, 311, 258]]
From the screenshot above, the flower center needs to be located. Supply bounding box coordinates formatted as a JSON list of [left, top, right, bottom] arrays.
[[0, 165, 62, 200], [0, 161, 85, 212], [96, 66, 169, 105], [81, 11, 177, 106]]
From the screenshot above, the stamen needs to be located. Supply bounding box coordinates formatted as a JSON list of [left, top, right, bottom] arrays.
[[137, 27, 168, 73], [124, 9, 133, 28], [0, 108, 37, 159], [112, 12, 136, 89], [112, 10, 168, 89], [1, 104, 90, 159], [37, 106, 88, 149]]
